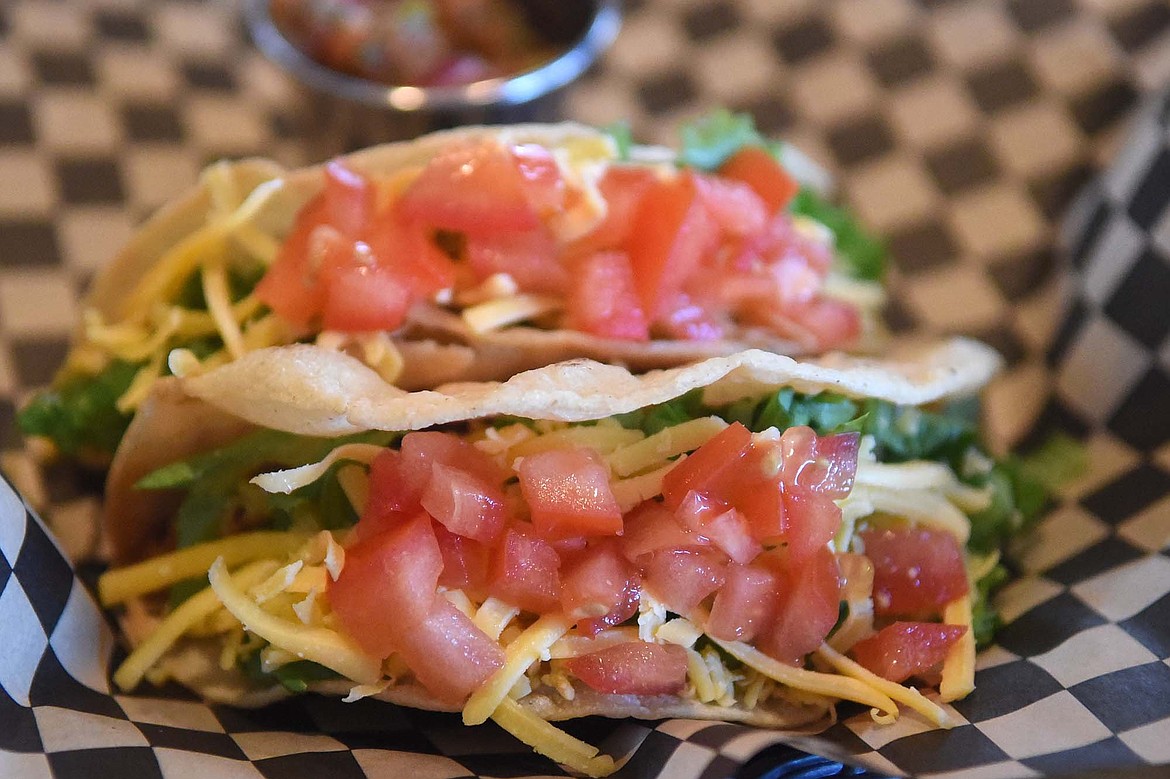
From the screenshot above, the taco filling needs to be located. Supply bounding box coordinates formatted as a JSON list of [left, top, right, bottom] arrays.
[[20, 113, 884, 463], [95, 342, 1047, 777]]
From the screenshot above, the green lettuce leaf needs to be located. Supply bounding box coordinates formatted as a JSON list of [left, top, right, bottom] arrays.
[[17, 360, 138, 458], [790, 187, 886, 282]]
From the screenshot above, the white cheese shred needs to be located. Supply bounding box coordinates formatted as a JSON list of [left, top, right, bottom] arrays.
[[250, 444, 386, 494]]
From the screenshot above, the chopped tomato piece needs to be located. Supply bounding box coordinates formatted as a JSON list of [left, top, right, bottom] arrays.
[[322, 159, 374, 238], [850, 622, 968, 683], [320, 260, 412, 332], [465, 228, 568, 294], [800, 431, 861, 499], [510, 143, 566, 218], [487, 526, 562, 613], [518, 448, 623, 540], [781, 491, 843, 563], [561, 542, 640, 636], [789, 298, 863, 353], [565, 642, 688, 695], [757, 545, 841, 666], [401, 431, 507, 487], [620, 501, 706, 562], [396, 139, 548, 235], [693, 173, 768, 237], [569, 166, 656, 254], [433, 521, 490, 591], [330, 514, 441, 658], [625, 172, 719, 320], [641, 546, 728, 615], [861, 527, 969, 618], [717, 146, 799, 214], [254, 196, 330, 327], [660, 422, 753, 511], [653, 292, 726, 341], [565, 251, 650, 341], [421, 462, 505, 544], [363, 448, 423, 524], [707, 562, 778, 642], [363, 214, 457, 298], [674, 491, 761, 565], [393, 595, 505, 702]]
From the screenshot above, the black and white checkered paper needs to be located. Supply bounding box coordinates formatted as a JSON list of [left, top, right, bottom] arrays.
[[2, 0, 1170, 777]]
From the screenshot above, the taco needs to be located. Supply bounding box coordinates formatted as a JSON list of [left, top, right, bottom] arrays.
[[96, 338, 1040, 777], [19, 112, 885, 465]]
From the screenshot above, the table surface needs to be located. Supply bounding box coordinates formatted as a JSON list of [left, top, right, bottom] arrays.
[[1, 1, 1169, 778]]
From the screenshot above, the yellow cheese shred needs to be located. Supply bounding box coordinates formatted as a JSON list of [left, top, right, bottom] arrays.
[[201, 259, 246, 360], [814, 643, 954, 728], [113, 560, 278, 691], [710, 637, 899, 717], [610, 459, 678, 514], [98, 531, 314, 606], [208, 557, 382, 686], [473, 597, 520, 641], [490, 698, 616, 778], [940, 596, 976, 703], [508, 424, 643, 461], [606, 416, 728, 477], [463, 613, 573, 725]]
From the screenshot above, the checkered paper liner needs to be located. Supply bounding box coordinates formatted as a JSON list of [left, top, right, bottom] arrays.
[[3, 95, 1170, 779], [2, 0, 1170, 777]]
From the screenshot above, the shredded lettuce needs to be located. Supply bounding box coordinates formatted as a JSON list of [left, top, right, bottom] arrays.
[[241, 651, 340, 693], [790, 188, 886, 282], [604, 120, 634, 162], [678, 109, 778, 171], [17, 359, 138, 459]]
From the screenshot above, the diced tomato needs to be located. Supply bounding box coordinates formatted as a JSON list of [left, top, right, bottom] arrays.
[[396, 139, 547, 235], [620, 500, 705, 562], [625, 172, 719, 320], [401, 431, 506, 487], [707, 563, 778, 642], [465, 228, 569, 294], [254, 196, 330, 327], [717, 146, 799, 214], [561, 542, 640, 636], [363, 214, 457, 298], [421, 463, 505, 543], [363, 448, 423, 523], [653, 292, 726, 341], [788, 298, 863, 352], [510, 143, 566, 218], [756, 546, 841, 666], [319, 259, 413, 331], [781, 491, 843, 563], [641, 546, 728, 615], [660, 422, 753, 511], [569, 166, 657, 254], [674, 491, 761, 565], [850, 622, 968, 683], [322, 159, 374, 238], [487, 526, 562, 613], [518, 448, 623, 540], [800, 432, 861, 499], [565, 642, 688, 695], [731, 447, 787, 542], [329, 514, 442, 658], [861, 527, 969, 618], [433, 521, 490, 591], [393, 595, 505, 702], [693, 173, 768, 238], [565, 251, 650, 341]]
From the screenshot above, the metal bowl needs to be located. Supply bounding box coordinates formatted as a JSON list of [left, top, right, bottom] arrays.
[[245, 0, 622, 113]]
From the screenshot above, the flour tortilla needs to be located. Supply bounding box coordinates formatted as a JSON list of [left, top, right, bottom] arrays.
[[85, 122, 858, 390]]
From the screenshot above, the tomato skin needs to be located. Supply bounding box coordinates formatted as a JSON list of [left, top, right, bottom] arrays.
[[320, 260, 413, 331], [570, 167, 657, 255], [433, 521, 490, 591], [487, 526, 563, 613], [363, 448, 422, 524], [850, 622, 968, 683], [674, 491, 761, 565], [396, 139, 546, 235], [329, 514, 442, 658], [757, 545, 841, 666], [565, 251, 650, 341], [707, 563, 778, 642], [861, 527, 969, 618], [693, 173, 768, 238], [620, 500, 706, 562], [717, 146, 799, 214], [518, 448, 623, 540], [565, 642, 688, 695], [421, 462, 505, 544], [625, 172, 720, 320], [641, 546, 728, 615], [255, 196, 330, 327], [661, 422, 753, 511], [510, 143, 566, 218], [561, 541, 641, 636], [394, 595, 506, 702], [466, 228, 569, 295]]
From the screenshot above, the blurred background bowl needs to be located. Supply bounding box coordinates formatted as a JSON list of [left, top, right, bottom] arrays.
[[245, 0, 622, 154]]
